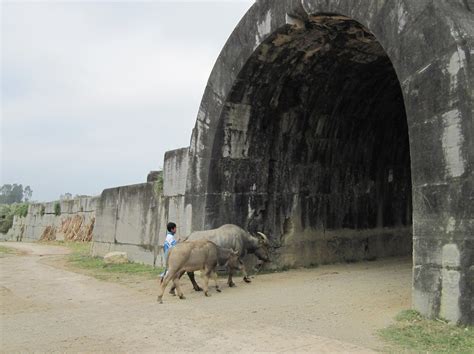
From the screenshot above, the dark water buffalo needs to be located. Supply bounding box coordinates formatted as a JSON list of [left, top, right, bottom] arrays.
[[183, 224, 271, 289], [157, 240, 241, 303]]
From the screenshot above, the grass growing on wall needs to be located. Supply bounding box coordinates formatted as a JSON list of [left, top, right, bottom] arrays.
[[379, 310, 474, 353], [153, 173, 164, 196]]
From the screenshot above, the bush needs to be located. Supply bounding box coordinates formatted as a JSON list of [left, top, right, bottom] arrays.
[[14, 203, 29, 218], [153, 173, 164, 196], [0, 205, 13, 234], [0, 203, 29, 234], [54, 202, 61, 216]]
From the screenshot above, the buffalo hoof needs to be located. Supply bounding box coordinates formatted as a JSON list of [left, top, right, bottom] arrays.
[[194, 286, 203, 292], [205, 292, 211, 297], [179, 294, 186, 300], [228, 282, 236, 287], [157, 296, 163, 304], [216, 288, 222, 293], [169, 289, 176, 296], [244, 277, 251, 283]]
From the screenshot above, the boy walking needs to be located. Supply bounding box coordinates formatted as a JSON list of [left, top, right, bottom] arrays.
[[160, 222, 177, 279]]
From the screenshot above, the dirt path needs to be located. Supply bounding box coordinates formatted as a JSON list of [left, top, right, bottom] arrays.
[[0, 242, 411, 352]]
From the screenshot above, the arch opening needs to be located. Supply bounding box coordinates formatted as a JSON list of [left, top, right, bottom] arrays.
[[206, 15, 413, 266]]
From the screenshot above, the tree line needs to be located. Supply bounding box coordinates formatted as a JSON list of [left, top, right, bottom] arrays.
[[0, 184, 33, 204], [0, 184, 33, 234]]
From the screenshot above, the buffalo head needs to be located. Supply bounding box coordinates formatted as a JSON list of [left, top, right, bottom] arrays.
[[254, 232, 271, 262]]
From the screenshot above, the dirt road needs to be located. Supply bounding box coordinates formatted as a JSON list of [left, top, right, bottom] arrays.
[[0, 242, 411, 352]]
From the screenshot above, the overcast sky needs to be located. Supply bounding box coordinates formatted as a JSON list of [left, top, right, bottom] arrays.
[[1, 0, 254, 202]]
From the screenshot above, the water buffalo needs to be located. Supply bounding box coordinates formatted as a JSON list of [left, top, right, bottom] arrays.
[[157, 240, 241, 303], [183, 224, 271, 289]]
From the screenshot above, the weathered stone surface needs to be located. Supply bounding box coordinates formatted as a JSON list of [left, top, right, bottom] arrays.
[[92, 183, 161, 265], [103, 251, 128, 264], [114, 184, 158, 245], [8, 196, 98, 242], [86, 154, 192, 267], [93, 188, 119, 244], [163, 148, 189, 197]]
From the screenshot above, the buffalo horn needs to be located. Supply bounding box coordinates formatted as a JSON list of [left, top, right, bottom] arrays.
[[257, 232, 269, 244]]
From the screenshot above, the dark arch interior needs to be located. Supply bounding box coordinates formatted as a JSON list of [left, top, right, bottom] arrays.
[[206, 15, 413, 266]]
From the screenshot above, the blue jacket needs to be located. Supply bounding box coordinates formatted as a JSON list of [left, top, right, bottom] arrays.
[[163, 231, 177, 259]]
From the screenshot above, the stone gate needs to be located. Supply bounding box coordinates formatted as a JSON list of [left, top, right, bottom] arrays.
[[165, 0, 473, 325]]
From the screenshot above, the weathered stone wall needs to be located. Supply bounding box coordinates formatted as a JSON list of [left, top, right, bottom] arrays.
[[91, 183, 161, 266], [91, 149, 192, 267], [7, 197, 97, 242], [7, 154, 191, 267]]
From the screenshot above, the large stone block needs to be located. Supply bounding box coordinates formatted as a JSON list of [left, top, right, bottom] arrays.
[[114, 183, 159, 245], [93, 188, 119, 243], [163, 148, 189, 197], [91, 182, 161, 266]]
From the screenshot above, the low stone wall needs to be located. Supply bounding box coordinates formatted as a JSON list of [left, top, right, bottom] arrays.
[[7, 197, 97, 242], [91, 148, 193, 267], [91, 182, 161, 266]]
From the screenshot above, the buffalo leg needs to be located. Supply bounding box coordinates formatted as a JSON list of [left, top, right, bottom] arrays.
[[212, 272, 221, 292], [187, 272, 203, 291], [157, 270, 176, 303], [203, 269, 211, 297], [241, 264, 251, 283], [172, 275, 185, 300], [169, 270, 186, 295], [227, 268, 235, 287], [227, 263, 251, 286]]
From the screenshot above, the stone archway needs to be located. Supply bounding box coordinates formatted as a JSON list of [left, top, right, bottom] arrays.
[[183, 1, 473, 324], [206, 14, 412, 267]]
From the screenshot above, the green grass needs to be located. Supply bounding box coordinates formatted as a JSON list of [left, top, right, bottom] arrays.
[[379, 310, 474, 353], [0, 245, 19, 255], [42, 241, 164, 281]]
